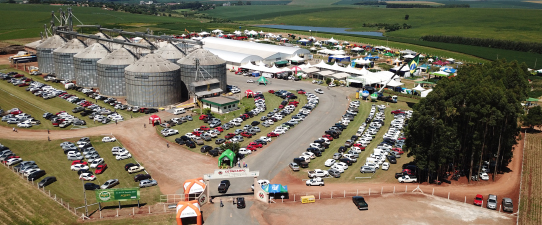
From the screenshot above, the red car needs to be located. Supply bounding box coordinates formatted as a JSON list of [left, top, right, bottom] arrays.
[[55, 111, 66, 115], [289, 101, 300, 105], [13, 74, 24, 78], [10, 110, 22, 115], [391, 110, 405, 115], [474, 194, 483, 206], [225, 133, 236, 139], [200, 126, 210, 131], [322, 134, 334, 141], [52, 119, 64, 126], [215, 127, 224, 132], [95, 164, 107, 174], [268, 90, 275, 94], [71, 160, 88, 166], [393, 148, 404, 154], [22, 78, 32, 82], [192, 131, 202, 137], [240, 132, 253, 138], [398, 137, 406, 140], [241, 114, 250, 120], [246, 145, 257, 151], [279, 105, 284, 109], [248, 142, 262, 148], [199, 115, 209, 120], [297, 90, 306, 94], [267, 132, 279, 137], [18, 83, 29, 87], [352, 144, 365, 150], [402, 169, 414, 175]]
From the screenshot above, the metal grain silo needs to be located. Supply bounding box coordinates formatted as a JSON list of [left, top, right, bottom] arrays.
[[53, 38, 86, 81], [36, 35, 66, 74], [96, 47, 138, 97], [177, 49, 227, 98], [155, 43, 185, 63], [125, 53, 181, 107], [73, 43, 110, 88]]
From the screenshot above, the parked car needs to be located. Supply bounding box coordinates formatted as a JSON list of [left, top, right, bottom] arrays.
[[487, 194, 497, 210], [38, 176, 57, 187], [27, 170, 46, 181], [502, 198, 513, 212], [84, 183, 101, 190], [79, 173, 96, 181], [101, 179, 119, 189], [128, 165, 145, 174], [139, 179, 158, 188], [306, 177, 324, 186], [218, 180, 231, 193], [134, 174, 151, 182], [474, 194, 483, 206], [352, 196, 368, 210], [289, 162, 299, 171], [95, 164, 107, 174]]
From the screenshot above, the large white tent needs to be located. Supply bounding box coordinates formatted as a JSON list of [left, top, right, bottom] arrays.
[[202, 37, 310, 61], [205, 48, 264, 67]]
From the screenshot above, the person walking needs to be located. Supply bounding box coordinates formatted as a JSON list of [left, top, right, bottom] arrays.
[[48, 136, 51, 141], [167, 143, 170, 148], [144, 123, 146, 128], [12, 127, 15, 132], [220, 199, 223, 207], [47, 129, 50, 134]]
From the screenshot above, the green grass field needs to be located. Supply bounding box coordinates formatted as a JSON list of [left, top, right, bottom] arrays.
[[0, 136, 162, 211], [289, 97, 417, 183], [158, 92, 308, 156], [205, 5, 345, 21]]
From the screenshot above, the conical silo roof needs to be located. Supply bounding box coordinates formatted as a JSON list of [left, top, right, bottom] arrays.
[[177, 49, 225, 66], [97, 47, 138, 66], [125, 45, 151, 55], [25, 39, 43, 49], [155, 43, 185, 61], [125, 53, 180, 73], [74, 43, 110, 59], [36, 35, 66, 49], [53, 38, 87, 54]]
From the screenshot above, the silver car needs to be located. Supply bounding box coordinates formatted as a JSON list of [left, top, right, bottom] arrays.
[[360, 166, 375, 174], [139, 179, 158, 188], [101, 179, 119, 189], [487, 194, 497, 210]]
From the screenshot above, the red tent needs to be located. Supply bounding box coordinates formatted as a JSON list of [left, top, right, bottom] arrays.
[[149, 115, 161, 126], [245, 90, 253, 98]]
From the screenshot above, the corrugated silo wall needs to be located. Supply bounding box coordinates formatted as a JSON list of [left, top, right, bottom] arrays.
[[97, 63, 128, 96], [203, 63, 227, 93], [125, 70, 182, 107], [74, 58, 100, 87], [54, 52, 77, 81], [179, 64, 197, 102], [37, 48, 55, 74]]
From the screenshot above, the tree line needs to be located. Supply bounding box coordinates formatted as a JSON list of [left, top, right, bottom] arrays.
[[404, 60, 529, 183], [420, 35, 542, 54], [386, 3, 470, 8], [362, 23, 412, 32]]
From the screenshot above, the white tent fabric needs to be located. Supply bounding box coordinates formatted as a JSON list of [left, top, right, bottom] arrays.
[[446, 58, 455, 62], [332, 72, 349, 79], [327, 37, 338, 43], [403, 55, 414, 59], [240, 63, 286, 74], [309, 47, 317, 51], [317, 70, 335, 76], [202, 37, 310, 57], [413, 85, 426, 92], [289, 54, 305, 62], [199, 31, 210, 36], [212, 29, 223, 33], [303, 67, 320, 74], [355, 58, 372, 65], [248, 30, 258, 35], [205, 48, 264, 65], [393, 58, 402, 64], [421, 89, 433, 98], [299, 39, 309, 42], [391, 66, 410, 72], [381, 79, 404, 87], [351, 47, 363, 51]]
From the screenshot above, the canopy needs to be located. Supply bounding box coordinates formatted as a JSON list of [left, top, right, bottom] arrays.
[[384, 52, 394, 57], [211, 29, 223, 33], [351, 47, 363, 51], [298, 39, 310, 42], [149, 115, 161, 126], [381, 79, 404, 87], [442, 67, 457, 73], [289, 54, 305, 62], [327, 37, 338, 43], [262, 184, 288, 193], [218, 149, 235, 167], [403, 55, 415, 59], [526, 98, 539, 102], [431, 71, 451, 77], [413, 85, 426, 92], [257, 76, 269, 85], [248, 30, 258, 35], [176, 200, 202, 225], [245, 90, 254, 98], [421, 89, 433, 98], [198, 31, 210, 36], [183, 178, 206, 199]]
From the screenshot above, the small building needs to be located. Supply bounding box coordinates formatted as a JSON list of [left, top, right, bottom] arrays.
[[201, 96, 239, 114]]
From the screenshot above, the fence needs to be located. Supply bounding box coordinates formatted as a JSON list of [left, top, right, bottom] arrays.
[[160, 193, 201, 204]]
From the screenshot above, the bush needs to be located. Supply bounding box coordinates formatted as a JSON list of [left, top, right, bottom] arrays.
[[202, 108, 211, 115], [325, 78, 332, 85]]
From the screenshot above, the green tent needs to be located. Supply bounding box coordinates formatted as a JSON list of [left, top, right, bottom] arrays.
[[384, 52, 394, 57], [218, 149, 236, 167], [274, 61, 288, 66], [526, 98, 539, 102], [257, 76, 269, 85]]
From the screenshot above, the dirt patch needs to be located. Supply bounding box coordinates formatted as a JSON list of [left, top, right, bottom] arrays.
[[263, 193, 513, 225]]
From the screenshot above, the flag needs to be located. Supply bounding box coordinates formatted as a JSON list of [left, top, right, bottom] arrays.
[[407, 54, 420, 74]]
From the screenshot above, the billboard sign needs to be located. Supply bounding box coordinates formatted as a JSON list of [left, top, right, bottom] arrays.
[[95, 188, 140, 203]]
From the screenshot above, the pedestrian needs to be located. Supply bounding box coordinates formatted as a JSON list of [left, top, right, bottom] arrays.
[[47, 129, 50, 134], [15, 128, 18, 133], [115, 120, 118, 125], [48, 136, 50, 141], [167, 143, 170, 148], [12, 127, 15, 132], [144, 123, 146, 128], [245, 163, 248, 168], [220, 199, 223, 207]]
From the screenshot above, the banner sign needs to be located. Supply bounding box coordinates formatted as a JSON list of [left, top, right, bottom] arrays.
[[95, 188, 140, 203]]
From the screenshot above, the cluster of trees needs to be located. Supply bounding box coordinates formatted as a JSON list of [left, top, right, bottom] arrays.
[[353, 1, 387, 6], [404, 60, 529, 183], [386, 3, 469, 8], [420, 35, 542, 54], [362, 23, 411, 32]]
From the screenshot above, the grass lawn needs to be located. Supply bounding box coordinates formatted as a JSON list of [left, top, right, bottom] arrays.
[[158, 92, 308, 156], [0, 164, 77, 224], [0, 136, 162, 212], [288, 97, 417, 183]]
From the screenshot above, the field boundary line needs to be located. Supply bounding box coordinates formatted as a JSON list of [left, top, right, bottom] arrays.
[[517, 129, 526, 225], [0, 87, 48, 113]]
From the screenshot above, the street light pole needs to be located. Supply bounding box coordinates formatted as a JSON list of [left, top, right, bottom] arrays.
[[82, 179, 88, 216]]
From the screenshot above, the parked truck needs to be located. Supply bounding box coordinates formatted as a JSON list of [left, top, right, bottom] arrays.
[[398, 175, 417, 183], [308, 169, 329, 178]]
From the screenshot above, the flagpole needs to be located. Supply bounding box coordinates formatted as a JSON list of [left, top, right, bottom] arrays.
[[377, 53, 420, 94]]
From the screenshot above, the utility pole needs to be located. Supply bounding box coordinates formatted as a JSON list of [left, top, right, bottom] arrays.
[[82, 179, 88, 216]]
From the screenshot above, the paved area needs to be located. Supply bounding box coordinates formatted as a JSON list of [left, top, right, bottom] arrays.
[[203, 197, 259, 225]]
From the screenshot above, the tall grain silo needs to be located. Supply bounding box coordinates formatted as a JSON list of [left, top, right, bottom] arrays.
[[96, 47, 138, 97], [36, 35, 66, 74], [177, 49, 227, 99], [155, 43, 185, 63], [53, 38, 86, 81], [73, 43, 110, 87], [125, 53, 181, 107]]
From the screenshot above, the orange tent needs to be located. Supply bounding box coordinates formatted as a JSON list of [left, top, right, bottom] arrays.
[[183, 177, 206, 200], [176, 200, 202, 225]]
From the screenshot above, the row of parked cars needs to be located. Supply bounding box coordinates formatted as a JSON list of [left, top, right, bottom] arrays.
[[1, 108, 41, 128], [1, 143, 49, 183]]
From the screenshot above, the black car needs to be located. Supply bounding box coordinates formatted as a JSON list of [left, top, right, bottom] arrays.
[[208, 149, 219, 157], [186, 141, 196, 148], [77, 169, 93, 175], [38, 176, 57, 187], [352, 196, 368, 210], [200, 145, 212, 153], [251, 121, 260, 126], [387, 155, 397, 164], [72, 107, 85, 113], [84, 183, 101, 190], [175, 138, 186, 145], [43, 113, 54, 119], [134, 174, 151, 182], [125, 163, 137, 171], [338, 146, 347, 153], [218, 180, 230, 193], [254, 139, 267, 145], [74, 120, 86, 126], [236, 197, 246, 209], [27, 170, 46, 181], [339, 158, 353, 166], [306, 148, 322, 157], [144, 108, 158, 114]]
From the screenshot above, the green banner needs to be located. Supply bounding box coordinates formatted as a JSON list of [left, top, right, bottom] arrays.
[[95, 188, 140, 203]]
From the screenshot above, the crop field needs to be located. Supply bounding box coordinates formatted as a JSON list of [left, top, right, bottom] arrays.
[[289, 97, 417, 183], [204, 5, 346, 21], [519, 132, 542, 224], [0, 136, 162, 212], [158, 92, 308, 155]]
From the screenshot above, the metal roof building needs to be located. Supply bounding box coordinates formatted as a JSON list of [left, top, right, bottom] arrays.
[[74, 43, 110, 87], [97, 47, 138, 96], [36, 35, 66, 74], [53, 38, 86, 81], [204, 48, 264, 68]]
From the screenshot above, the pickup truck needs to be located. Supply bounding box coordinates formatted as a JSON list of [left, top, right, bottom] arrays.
[[308, 169, 329, 178], [306, 177, 324, 186], [218, 180, 230, 193], [398, 175, 417, 183]]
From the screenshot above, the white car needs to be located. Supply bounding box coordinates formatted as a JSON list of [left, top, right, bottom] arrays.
[[330, 164, 344, 173], [273, 129, 286, 135], [71, 164, 89, 171], [324, 159, 336, 167], [247, 79, 254, 83], [231, 88, 241, 94], [24, 168, 41, 177], [259, 137, 271, 142], [238, 148, 252, 155], [17, 121, 32, 128], [479, 172, 490, 181], [6, 158, 22, 166], [382, 162, 390, 170], [185, 133, 196, 139], [90, 158, 104, 168], [266, 120, 274, 125], [328, 83, 336, 87], [314, 88, 324, 94], [335, 162, 349, 170], [306, 178, 324, 186], [302, 152, 316, 159], [116, 152, 132, 160], [79, 173, 96, 181], [251, 179, 270, 191], [128, 165, 145, 174], [102, 137, 116, 142]]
